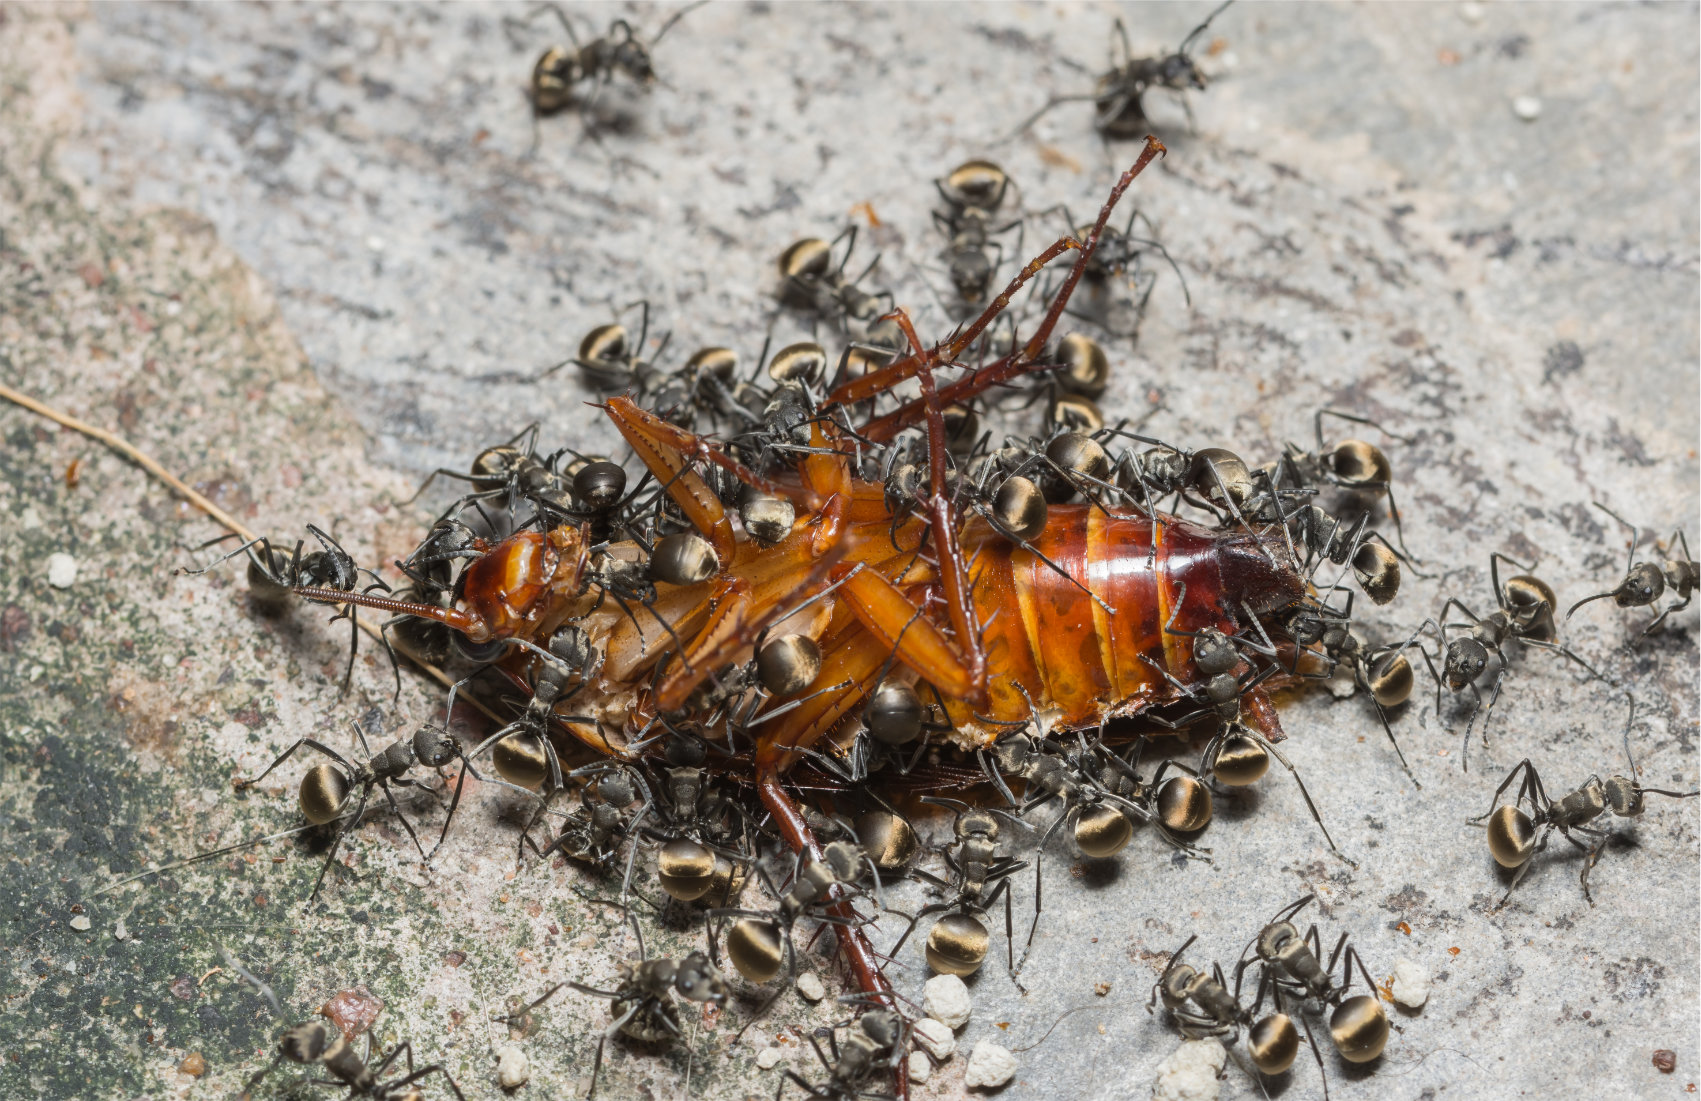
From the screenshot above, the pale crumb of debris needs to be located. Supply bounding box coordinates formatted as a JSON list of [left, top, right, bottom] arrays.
[[923, 974, 971, 1029], [1153, 1037, 1227, 1101], [496, 1045, 529, 1090], [1326, 666, 1358, 699], [69, 914, 91, 931], [178, 1052, 206, 1077], [795, 971, 826, 1002], [964, 1041, 1017, 1090], [908, 1051, 932, 1084], [1392, 956, 1432, 1009], [912, 1017, 955, 1060], [1460, 1, 1485, 23], [47, 553, 77, 589], [1512, 95, 1542, 121], [756, 1047, 783, 1071], [113, 917, 129, 941], [1095, 982, 1112, 996]]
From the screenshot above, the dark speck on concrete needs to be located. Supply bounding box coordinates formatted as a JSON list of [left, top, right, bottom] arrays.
[[1543, 340, 1585, 383]]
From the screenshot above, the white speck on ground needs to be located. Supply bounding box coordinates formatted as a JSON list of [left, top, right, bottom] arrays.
[[1513, 94, 1543, 120], [756, 1047, 783, 1071], [1460, 2, 1485, 23], [47, 552, 77, 588], [924, 974, 971, 1029], [796, 971, 826, 1002], [1393, 956, 1432, 1009], [965, 1041, 1017, 1090], [912, 1017, 956, 1060], [113, 917, 128, 941], [496, 1045, 529, 1090], [908, 1051, 932, 1084], [1153, 1038, 1227, 1101], [69, 914, 91, 931]]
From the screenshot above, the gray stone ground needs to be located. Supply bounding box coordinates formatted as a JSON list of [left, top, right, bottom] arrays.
[[2, 2, 1697, 1100]]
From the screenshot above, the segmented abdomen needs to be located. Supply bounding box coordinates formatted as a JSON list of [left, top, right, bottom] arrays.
[[953, 507, 1301, 733]]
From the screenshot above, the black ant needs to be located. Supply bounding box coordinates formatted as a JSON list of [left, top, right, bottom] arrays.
[[934, 160, 1023, 306], [1266, 408, 1418, 562], [1568, 502, 1697, 639], [223, 949, 468, 1100], [1285, 591, 1421, 785], [511, 2, 704, 146], [235, 721, 479, 905], [782, 1008, 906, 1101], [1472, 697, 1699, 905], [887, 797, 1031, 983], [1015, 1, 1234, 138], [777, 226, 900, 348], [1407, 553, 1608, 769], [504, 904, 727, 1100], [1244, 894, 1390, 1067], [183, 525, 387, 688]]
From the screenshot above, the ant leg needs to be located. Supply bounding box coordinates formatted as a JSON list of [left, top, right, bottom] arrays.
[[388, 1064, 467, 1101], [307, 784, 372, 905], [1369, 696, 1419, 788], [1469, 760, 1536, 822], [1459, 682, 1486, 773], [375, 781, 429, 861], [1257, 734, 1350, 865], [1578, 831, 1610, 905], [237, 738, 353, 790]]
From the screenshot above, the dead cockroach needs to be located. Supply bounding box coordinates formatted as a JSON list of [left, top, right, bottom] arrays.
[[269, 139, 1330, 1024]]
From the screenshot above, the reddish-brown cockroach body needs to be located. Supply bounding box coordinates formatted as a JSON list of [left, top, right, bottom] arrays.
[[289, 138, 1316, 1025]]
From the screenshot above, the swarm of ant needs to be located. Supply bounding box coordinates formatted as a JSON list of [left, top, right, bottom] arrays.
[[8, 6, 1695, 1099]]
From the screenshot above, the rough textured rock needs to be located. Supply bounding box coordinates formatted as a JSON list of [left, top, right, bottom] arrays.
[[1, 4, 1695, 1100]]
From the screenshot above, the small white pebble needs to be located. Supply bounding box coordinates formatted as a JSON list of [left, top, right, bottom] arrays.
[[795, 971, 826, 1002], [47, 553, 78, 589], [1512, 95, 1542, 121], [908, 1051, 932, 1084], [1153, 1037, 1227, 1101], [911, 1017, 956, 1060], [1392, 956, 1432, 1009], [1459, 1, 1485, 23], [113, 917, 129, 941], [69, 915, 91, 932], [365, 235, 386, 252], [756, 1047, 783, 1071], [964, 1041, 1017, 1090], [496, 1045, 529, 1090], [923, 974, 971, 1029]]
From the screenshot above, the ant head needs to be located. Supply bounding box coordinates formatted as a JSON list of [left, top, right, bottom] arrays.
[[612, 37, 658, 84], [1616, 562, 1666, 608], [674, 951, 729, 1004], [822, 840, 865, 881], [859, 1008, 903, 1047], [664, 730, 707, 768], [593, 769, 636, 807], [1603, 775, 1645, 818], [1158, 959, 1199, 1010], [958, 807, 1001, 841], [1443, 637, 1489, 689], [1158, 51, 1208, 92], [1255, 920, 1301, 963], [411, 726, 458, 768], [549, 623, 595, 668], [1191, 628, 1240, 676]]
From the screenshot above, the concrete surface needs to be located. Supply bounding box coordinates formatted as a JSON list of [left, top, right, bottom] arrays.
[[1, 3, 1696, 1100]]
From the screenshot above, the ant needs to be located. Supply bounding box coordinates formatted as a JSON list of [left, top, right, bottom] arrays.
[[234, 721, 478, 905], [552, 301, 673, 395], [887, 797, 1031, 982], [1150, 935, 1328, 1092], [505, 905, 727, 1101], [1016, 1, 1234, 138], [1472, 698, 1699, 905], [512, 2, 703, 146], [782, 1008, 906, 1101], [1285, 591, 1421, 785], [1266, 408, 1418, 562], [710, 839, 881, 992], [933, 159, 1023, 305], [1408, 553, 1608, 769], [223, 949, 468, 1100], [777, 226, 899, 347], [1568, 502, 1697, 639], [1244, 895, 1390, 1066], [530, 762, 650, 873], [1137, 592, 1348, 859], [183, 525, 386, 688]]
